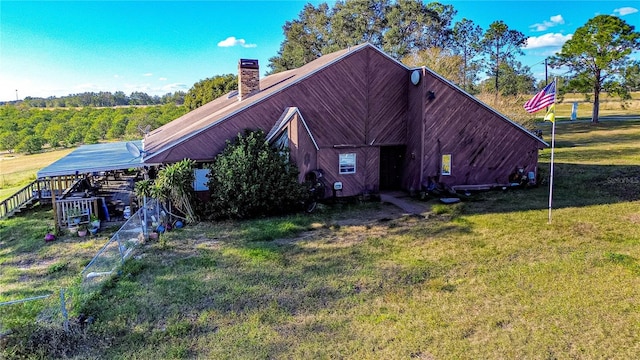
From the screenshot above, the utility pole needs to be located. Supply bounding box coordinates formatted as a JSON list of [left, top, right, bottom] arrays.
[[544, 58, 548, 85]]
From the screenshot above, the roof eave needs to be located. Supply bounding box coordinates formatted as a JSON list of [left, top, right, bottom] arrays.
[[414, 66, 549, 147], [144, 43, 408, 162]]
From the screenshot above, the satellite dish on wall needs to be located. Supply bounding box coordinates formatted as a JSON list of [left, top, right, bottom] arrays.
[[126, 141, 144, 159], [411, 70, 421, 85]]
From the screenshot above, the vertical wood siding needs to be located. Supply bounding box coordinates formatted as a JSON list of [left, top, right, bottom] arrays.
[[404, 68, 427, 193]]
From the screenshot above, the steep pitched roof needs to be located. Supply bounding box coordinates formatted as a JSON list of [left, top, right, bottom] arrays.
[[143, 43, 381, 163], [143, 42, 545, 163]]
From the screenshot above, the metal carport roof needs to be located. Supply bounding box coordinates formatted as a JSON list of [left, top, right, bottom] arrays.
[[37, 140, 146, 178]]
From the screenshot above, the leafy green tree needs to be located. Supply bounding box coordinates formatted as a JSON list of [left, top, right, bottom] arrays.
[[382, 0, 453, 58], [480, 20, 527, 94], [268, 3, 332, 74], [206, 129, 307, 219], [83, 128, 101, 144], [0, 131, 18, 153], [66, 130, 83, 146], [44, 123, 66, 148], [420, 2, 456, 48], [184, 74, 237, 110], [267, 0, 457, 73], [549, 15, 640, 123], [622, 61, 640, 92], [452, 18, 483, 92], [331, 0, 388, 48], [480, 61, 535, 96], [15, 135, 44, 154]]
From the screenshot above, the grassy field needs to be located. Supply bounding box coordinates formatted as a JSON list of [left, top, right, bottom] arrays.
[[0, 148, 74, 201], [2, 120, 640, 358]]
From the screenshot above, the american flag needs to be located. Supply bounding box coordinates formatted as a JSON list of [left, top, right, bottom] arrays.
[[524, 80, 556, 113]]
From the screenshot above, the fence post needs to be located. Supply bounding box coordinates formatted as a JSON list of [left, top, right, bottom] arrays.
[[60, 289, 69, 332], [116, 234, 125, 264]]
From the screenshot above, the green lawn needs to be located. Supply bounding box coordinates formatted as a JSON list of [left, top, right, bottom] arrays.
[[0, 148, 74, 202], [2, 120, 640, 359]]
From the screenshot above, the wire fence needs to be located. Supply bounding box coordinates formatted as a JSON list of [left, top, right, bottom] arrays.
[[81, 198, 159, 289], [1, 198, 160, 336]]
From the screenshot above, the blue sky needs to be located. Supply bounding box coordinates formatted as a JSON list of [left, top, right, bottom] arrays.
[[0, 1, 638, 102]]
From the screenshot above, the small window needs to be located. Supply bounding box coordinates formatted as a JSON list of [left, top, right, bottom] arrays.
[[339, 153, 356, 174], [274, 130, 289, 150], [441, 154, 451, 176], [273, 130, 290, 162]]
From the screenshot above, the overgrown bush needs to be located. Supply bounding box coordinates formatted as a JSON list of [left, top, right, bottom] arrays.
[[206, 129, 308, 219]]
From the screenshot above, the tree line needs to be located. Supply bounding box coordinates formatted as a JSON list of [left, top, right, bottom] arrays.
[[267, 0, 534, 95], [0, 104, 188, 154], [1, 91, 187, 108], [268, 0, 640, 123], [0, 73, 239, 155]]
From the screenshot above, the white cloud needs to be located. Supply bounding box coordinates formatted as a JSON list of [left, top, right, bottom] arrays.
[[161, 83, 188, 92], [159, 77, 167, 81], [143, 73, 153, 77], [217, 36, 257, 48], [529, 14, 565, 32], [549, 15, 564, 24], [524, 33, 573, 49], [613, 7, 638, 16], [124, 83, 152, 93]]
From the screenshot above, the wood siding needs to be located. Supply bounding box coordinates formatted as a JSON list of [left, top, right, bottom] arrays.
[[287, 113, 318, 182], [366, 49, 408, 146], [152, 47, 409, 167], [404, 68, 427, 193], [147, 43, 545, 196], [316, 147, 379, 198], [419, 72, 541, 186]]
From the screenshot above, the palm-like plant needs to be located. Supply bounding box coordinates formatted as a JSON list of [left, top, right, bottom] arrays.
[[152, 159, 197, 223]]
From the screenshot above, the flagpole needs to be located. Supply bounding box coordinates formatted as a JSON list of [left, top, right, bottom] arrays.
[[547, 77, 557, 224]]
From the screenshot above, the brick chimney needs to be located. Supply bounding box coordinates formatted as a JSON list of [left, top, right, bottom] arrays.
[[238, 59, 260, 101]]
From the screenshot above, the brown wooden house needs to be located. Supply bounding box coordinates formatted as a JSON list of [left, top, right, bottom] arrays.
[[142, 43, 547, 197]]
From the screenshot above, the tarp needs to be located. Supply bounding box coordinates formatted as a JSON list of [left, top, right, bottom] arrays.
[[37, 140, 147, 178]]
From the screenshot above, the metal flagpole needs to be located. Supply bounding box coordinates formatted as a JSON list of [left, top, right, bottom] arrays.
[[547, 78, 557, 224], [548, 118, 556, 223]]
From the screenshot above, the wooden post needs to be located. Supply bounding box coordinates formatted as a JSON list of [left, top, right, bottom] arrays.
[[52, 180, 59, 231], [36, 179, 41, 200]]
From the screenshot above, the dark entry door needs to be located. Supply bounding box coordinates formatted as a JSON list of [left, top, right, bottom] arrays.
[[379, 146, 405, 190]]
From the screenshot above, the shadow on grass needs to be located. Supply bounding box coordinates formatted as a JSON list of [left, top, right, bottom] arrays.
[[74, 213, 469, 358], [536, 119, 640, 143], [466, 163, 640, 215]]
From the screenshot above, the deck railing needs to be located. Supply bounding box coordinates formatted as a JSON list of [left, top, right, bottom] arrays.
[[0, 175, 81, 220], [0, 179, 52, 219], [55, 197, 101, 228]]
